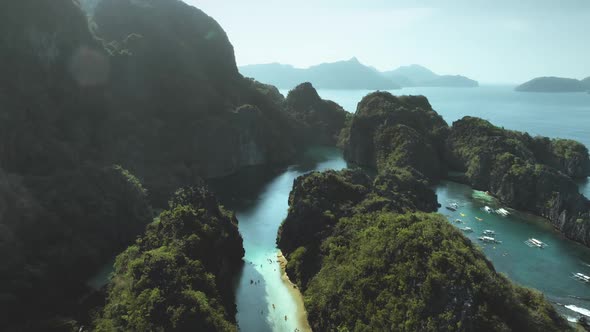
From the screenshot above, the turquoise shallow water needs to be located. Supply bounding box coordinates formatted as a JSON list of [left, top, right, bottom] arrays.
[[436, 181, 590, 321], [209, 147, 347, 332]]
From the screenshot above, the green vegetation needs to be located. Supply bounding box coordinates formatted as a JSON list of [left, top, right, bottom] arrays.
[[278, 169, 570, 331], [343, 91, 449, 182], [94, 186, 243, 332], [0, 165, 152, 330], [284, 82, 349, 145], [446, 117, 590, 246]]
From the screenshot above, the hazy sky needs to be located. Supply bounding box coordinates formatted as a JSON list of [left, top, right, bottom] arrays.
[[187, 0, 590, 83]]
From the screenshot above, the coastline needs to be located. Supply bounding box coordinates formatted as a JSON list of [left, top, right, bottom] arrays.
[[277, 250, 312, 332]]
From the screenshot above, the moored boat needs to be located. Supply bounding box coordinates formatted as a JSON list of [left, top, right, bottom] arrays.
[[478, 236, 501, 244], [524, 238, 547, 248], [573, 273, 590, 283]]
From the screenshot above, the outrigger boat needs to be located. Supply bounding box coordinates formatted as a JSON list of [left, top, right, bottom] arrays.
[[483, 206, 493, 213], [482, 230, 495, 236], [475, 217, 483, 221], [524, 238, 547, 248], [460, 227, 473, 233], [478, 236, 501, 244], [454, 219, 462, 223], [446, 203, 459, 211], [573, 273, 590, 283]]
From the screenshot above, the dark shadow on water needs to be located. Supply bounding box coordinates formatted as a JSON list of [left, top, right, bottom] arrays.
[[235, 261, 273, 332], [208, 164, 287, 211], [208, 146, 346, 210]]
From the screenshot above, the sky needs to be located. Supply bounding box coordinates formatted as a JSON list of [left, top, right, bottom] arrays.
[[187, 0, 590, 83]]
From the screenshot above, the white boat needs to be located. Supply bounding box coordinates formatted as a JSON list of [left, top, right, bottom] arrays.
[[483, 230, 495, 236], [524, 238, 547, 248], [573, 273, 590, 283], [454, 219, 462, 223], [483, 206, 493, 213], [496, 208, 510, 216], [478, 236, 501, 244], [446, 203, 459, 211], [461, 227, 473, 233]]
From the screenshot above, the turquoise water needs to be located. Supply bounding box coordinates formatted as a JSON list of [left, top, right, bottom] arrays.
[[209, 147, 347, 332], [282, 86, 590, 197], [436, 181, 590, 321]]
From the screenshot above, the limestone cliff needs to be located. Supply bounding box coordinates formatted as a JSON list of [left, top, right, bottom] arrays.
[[284, 82, 349, 145], [344, 91, 449, 182], [446, 117, 590, 246]]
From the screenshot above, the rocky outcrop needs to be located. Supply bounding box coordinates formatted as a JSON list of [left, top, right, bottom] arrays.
[[446, 117, 590, 246], [88, 0, 301, 205], [284, 82, 349, 145], [94, 186, 243, 332], [277, 168, 438, 288], [278, 168, 569, 332], [343, 91, 590, 247], [529, 137, 590, 178], [344, 91, 449, 182]]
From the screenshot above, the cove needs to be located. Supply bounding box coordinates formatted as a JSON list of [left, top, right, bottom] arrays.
[[436, 181, 590, 322], [209, 147, 347, 332]]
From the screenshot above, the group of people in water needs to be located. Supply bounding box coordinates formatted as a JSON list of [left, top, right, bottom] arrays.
[[244, 256, 304, 331]]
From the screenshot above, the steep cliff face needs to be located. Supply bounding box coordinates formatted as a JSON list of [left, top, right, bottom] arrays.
[[0, 0, 296, 329], [447, 117, 590, 246], [1, 0, 300, 204], [528, 137, 590, 179], [94, 186, 243, 332], [87, 0, 300, 205], [284, 82, 349, 145], [344, 91, 449, 182], [278, 169, 570, 332]]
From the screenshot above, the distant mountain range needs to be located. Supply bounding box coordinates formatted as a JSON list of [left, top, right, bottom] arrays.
[[516, 76, 590, 93], [239, 58, 478, 90]]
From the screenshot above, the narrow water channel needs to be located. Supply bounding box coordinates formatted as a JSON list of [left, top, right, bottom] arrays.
[[211, 147, 590, 330], [209, 147, 347, 332]]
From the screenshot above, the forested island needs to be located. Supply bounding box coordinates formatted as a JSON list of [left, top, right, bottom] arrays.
[[1, 0, 589, 331], [516, 76, 590, 93]]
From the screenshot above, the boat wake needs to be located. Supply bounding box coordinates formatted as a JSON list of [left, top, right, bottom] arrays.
[[565, 304, 590, 317]]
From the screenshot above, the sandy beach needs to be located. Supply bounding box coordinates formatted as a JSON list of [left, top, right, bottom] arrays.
[[277, 250, 313, 332]]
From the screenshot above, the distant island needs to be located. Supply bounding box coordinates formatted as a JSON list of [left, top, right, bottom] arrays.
[[516, 76, 590, 92], [240, 58, 400, 90], [383, 64, 479, 87], [240, 59, 478, 90]]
